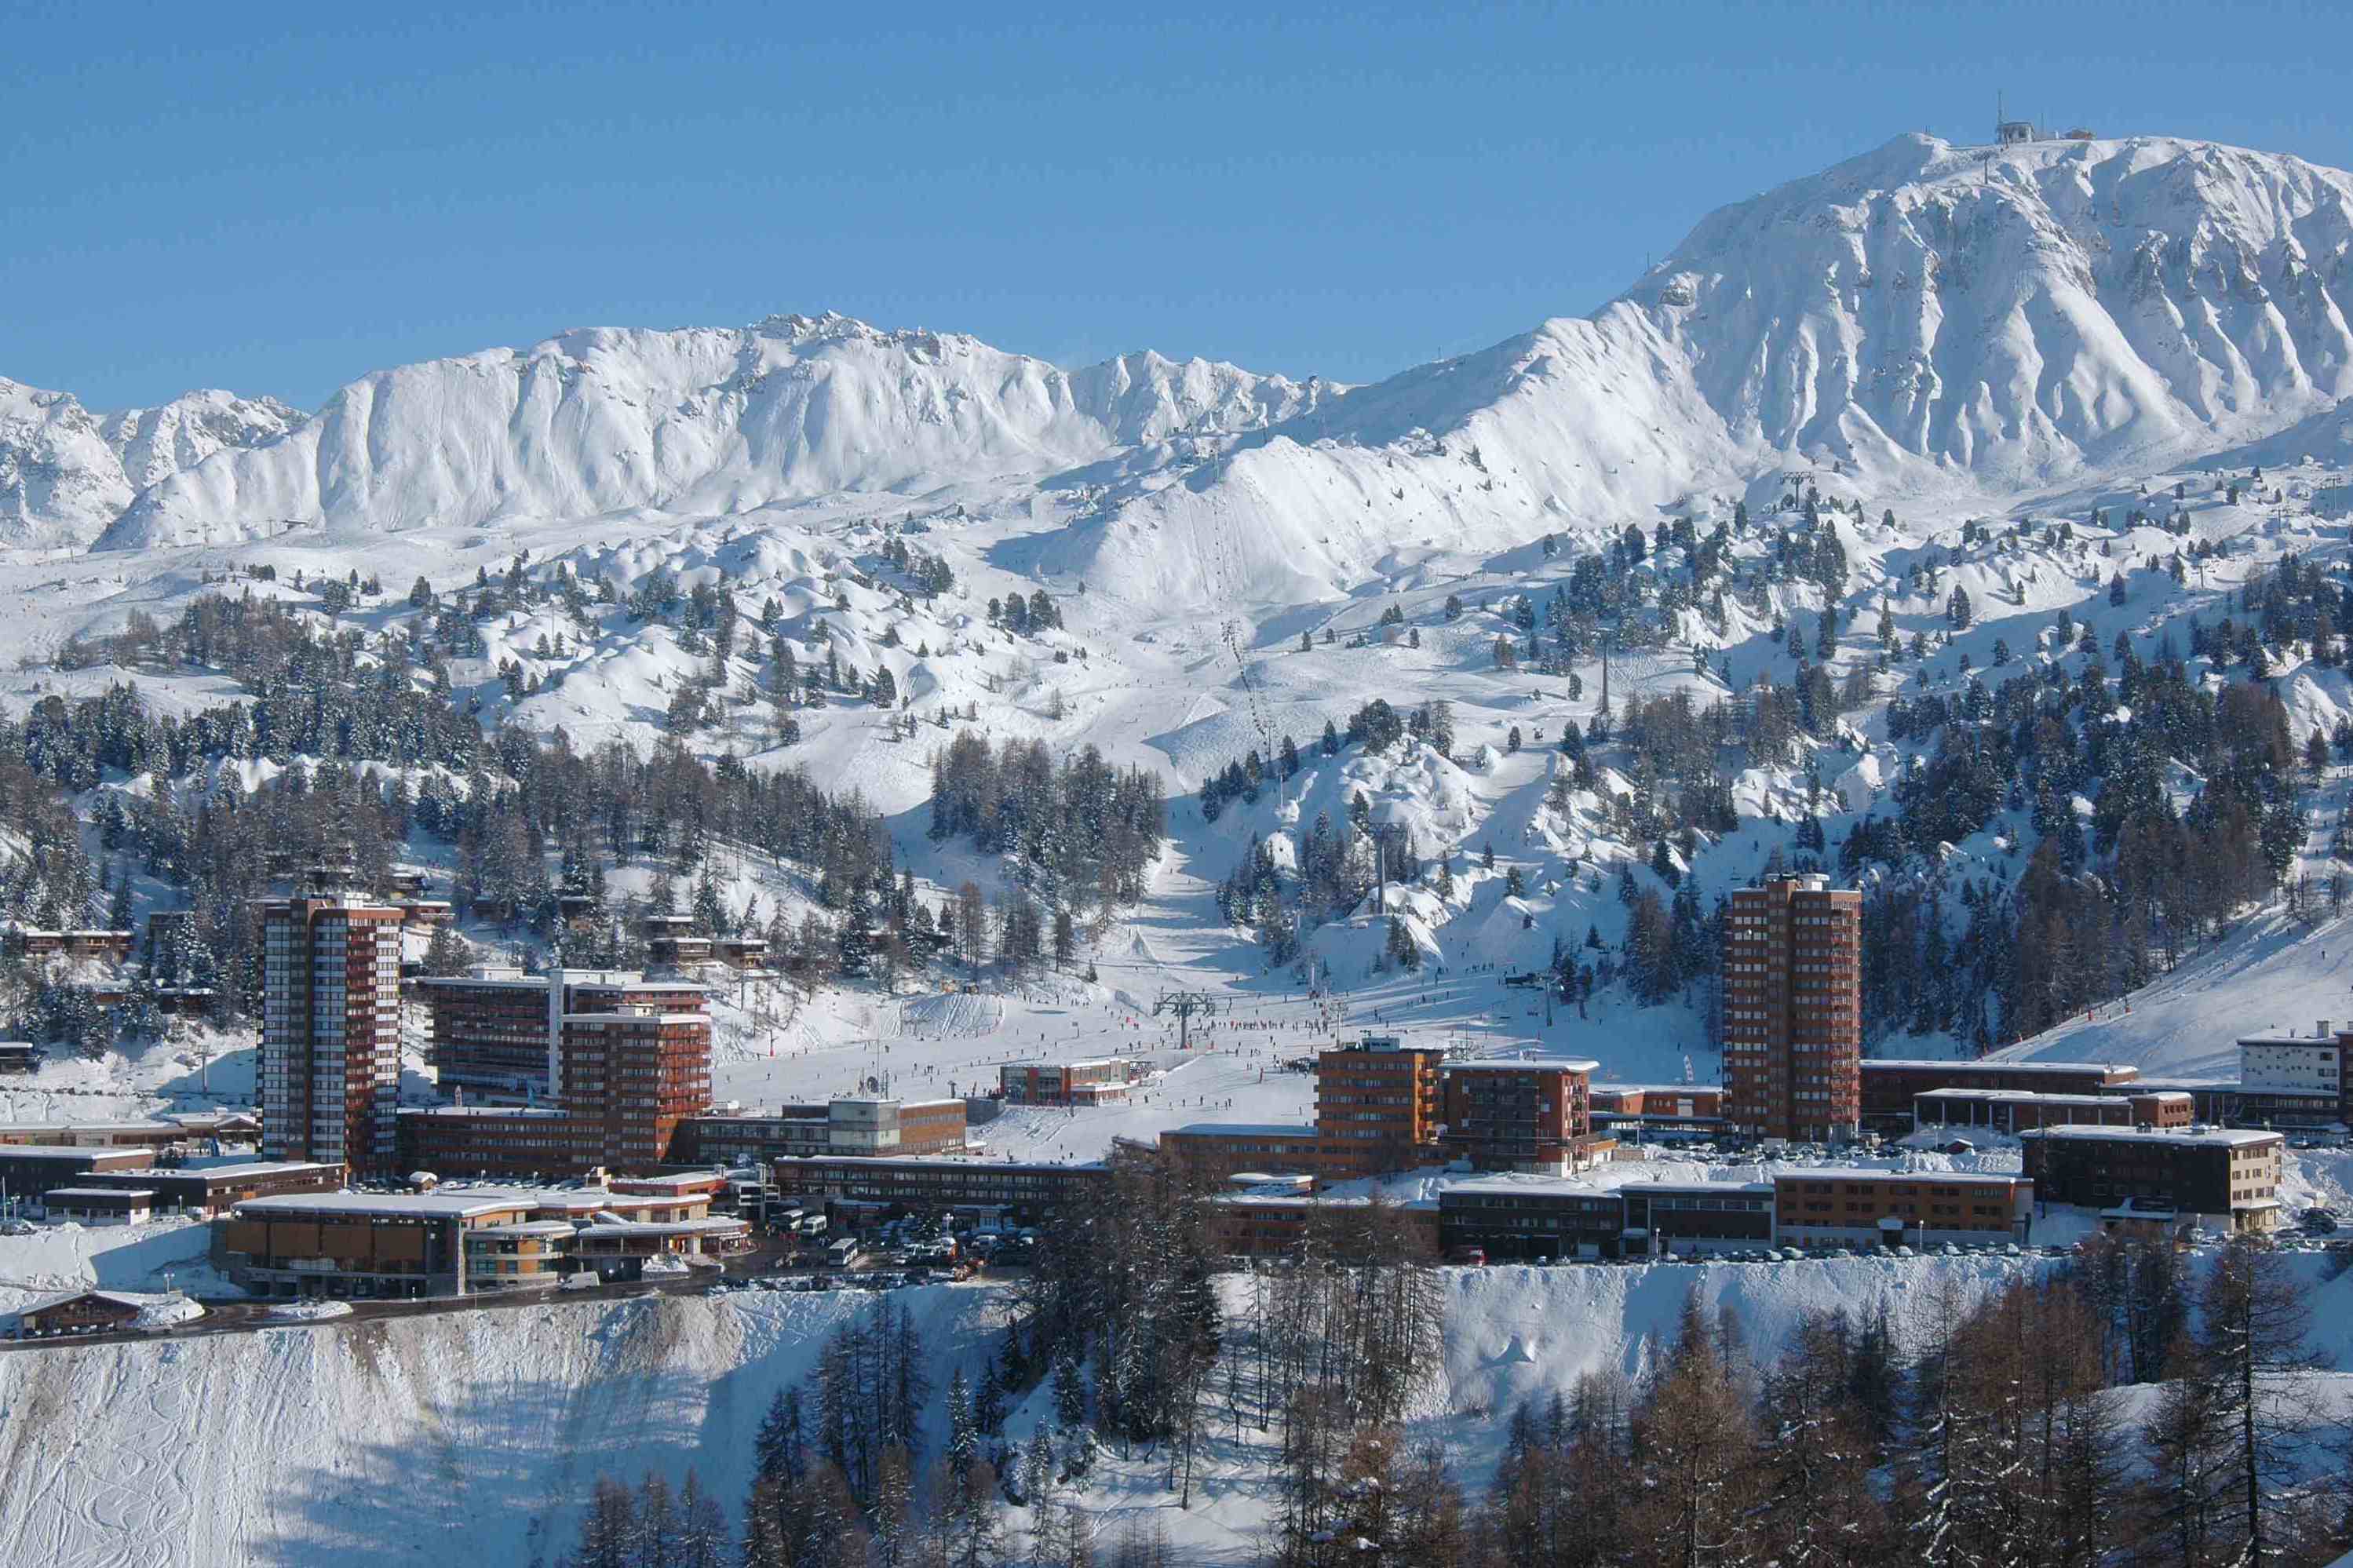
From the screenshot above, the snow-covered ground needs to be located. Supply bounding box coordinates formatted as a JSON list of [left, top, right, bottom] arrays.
[[2, 1249, 2351, 1568], [0, 1218, 224, 1320]]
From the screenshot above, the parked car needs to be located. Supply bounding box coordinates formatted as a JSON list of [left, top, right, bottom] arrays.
[[1444, 1246, 1487, 1267]]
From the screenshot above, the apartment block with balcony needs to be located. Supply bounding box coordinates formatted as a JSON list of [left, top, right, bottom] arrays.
[[1439, 1055, 1606, 1173], [2019, 1125, 2286, 1234], [1315, 1034, 1447, 1176], [1721, 876, 1862, 1144], [419, 967, 708, 1096], [260, 864, 405, 1177]]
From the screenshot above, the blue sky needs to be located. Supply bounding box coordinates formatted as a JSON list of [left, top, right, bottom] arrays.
[[11, 0, 2353, 410]]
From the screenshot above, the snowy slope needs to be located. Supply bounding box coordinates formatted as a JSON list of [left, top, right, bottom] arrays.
[[93, 316, 1326, 551], [1995, 907, 2353, 1081], [7, 1252, 2353, 1568]]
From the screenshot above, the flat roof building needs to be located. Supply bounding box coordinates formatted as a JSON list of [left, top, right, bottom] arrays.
[[1772, 1168, 2034, 1247], [1440, 1054, 1607, 1174], [0, 1146, 155, 1204], [998, 1059, 1139, 1106], [78, 1161, 341, 1216], [1317, 1034, 1447, 1176], [2019, 1125, 2285, 1234], [674, 1097, 968, 1167], [220, 1186, 748, 1299], [40, 1187, 155, 1225], [418, 967, 708, 1096], [1204, 1192, 1439, 1259], [1912, 1088, 2194, 1136], [1859, 1059, 2140, 1131], [768, 1154, 1111, 1226], [1162, 1124, 1328, 1184], [2234, 1026, 2351, 1129], [1439, 1179, 1636, 1260]]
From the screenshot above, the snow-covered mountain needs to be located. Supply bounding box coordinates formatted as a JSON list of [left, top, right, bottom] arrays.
[[93, 315, 1328, 551], [0, 381, 301, 549], [1061, 133, 2353, 608], [1639, 132, 2353, 479], [58, 133, 2353, 588]]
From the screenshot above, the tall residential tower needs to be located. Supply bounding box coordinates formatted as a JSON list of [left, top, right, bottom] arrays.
[[1722, 874, 1862, 1143], [260, 862, 404, 1176]]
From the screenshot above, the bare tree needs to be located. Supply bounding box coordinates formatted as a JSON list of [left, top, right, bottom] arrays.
[[2202, 1235, 2326, 1562]]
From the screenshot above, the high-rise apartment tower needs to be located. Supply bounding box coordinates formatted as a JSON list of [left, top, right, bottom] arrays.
[[1722, 874, 1862, 1143], [260, 862, 404, 1175]]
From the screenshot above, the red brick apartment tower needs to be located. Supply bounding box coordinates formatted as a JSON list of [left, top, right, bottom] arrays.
[[558, 1006, 713, 1171], [260, 863, 405, 1176], [1722, 875, 1863, 1143]]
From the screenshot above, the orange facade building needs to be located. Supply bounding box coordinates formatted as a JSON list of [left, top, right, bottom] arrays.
[[1315, 1035, 1447, 1174]]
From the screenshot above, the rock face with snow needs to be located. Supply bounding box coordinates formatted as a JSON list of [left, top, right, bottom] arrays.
[[1636, 133, 2353, 480], [95, 315, 1328, 550], [97, 389, 305, 494], [0, 380, 301, 549]]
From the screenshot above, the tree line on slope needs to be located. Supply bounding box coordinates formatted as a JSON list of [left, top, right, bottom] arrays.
[[1206, 536, 2326, 1049], [5, 676, 1163, 1051], [561, 1158, 2353, 1566]]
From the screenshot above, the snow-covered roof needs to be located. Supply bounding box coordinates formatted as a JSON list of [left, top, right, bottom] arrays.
[[771, 1154, 1102, 1174], [1168, 1123, 1319, 1139], [2019, 1125, 2281, 1147], [1913, 1088, 2158, 1107], [0, 1120, 183, 1137], [1866, 1059, 2135, 1076], [1446, 1056, 1600, 1074], [1443, 1176, 1640, 1198], [20, 1288, 152, 1315], [560, 1011, 710, 1026], [571, 1216, 748, 1238], [1778, 1167, 2029, 1187], [233, 1190, 552, 1219], [1622, 1180, 1775, 1197], [95, 1161, 334, 1182], [1209, 1192, 1433, 1210], [399, 1105, 568, 1121], [42, 1187, 155, 1201]]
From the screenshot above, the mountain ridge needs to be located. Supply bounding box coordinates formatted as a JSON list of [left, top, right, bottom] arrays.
[[34, 129, 2353, 573]]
